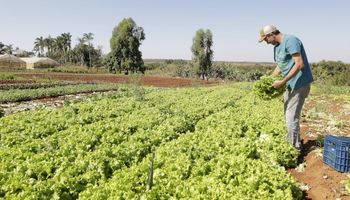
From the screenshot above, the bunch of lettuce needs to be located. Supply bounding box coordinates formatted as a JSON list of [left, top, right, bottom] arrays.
[[253, 76, 286, 100]]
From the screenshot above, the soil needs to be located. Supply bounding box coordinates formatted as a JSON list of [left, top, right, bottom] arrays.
[[289, 94, 350, 200]]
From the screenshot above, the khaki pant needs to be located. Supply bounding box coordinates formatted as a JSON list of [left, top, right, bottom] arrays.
[[284, 84, 311, 149]]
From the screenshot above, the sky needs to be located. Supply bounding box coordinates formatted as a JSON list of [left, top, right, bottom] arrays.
[[1, 0, 350, 63]]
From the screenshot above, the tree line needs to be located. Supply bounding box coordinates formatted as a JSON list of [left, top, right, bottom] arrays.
[[33, 32, 101, 68], [1, 17, 213, 79], [0, 42, 34, 57], [7, 17, 349, 86]]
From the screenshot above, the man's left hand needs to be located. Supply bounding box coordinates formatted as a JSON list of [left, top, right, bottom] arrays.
[[272, 80, 285, 89]]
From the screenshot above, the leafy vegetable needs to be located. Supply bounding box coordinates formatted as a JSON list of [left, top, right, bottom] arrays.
[[253, 76, 286, 100], [0, 85, 301, 199]]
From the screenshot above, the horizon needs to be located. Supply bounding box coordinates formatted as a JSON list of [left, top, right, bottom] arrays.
[[1, 0, 350, 63]]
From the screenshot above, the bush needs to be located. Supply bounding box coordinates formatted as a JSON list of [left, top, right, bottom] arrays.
[[311, 60, 350, 86], [210, 63, 273, 81]]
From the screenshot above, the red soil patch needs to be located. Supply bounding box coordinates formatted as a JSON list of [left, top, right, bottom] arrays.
[[289, 94, 350, 200]]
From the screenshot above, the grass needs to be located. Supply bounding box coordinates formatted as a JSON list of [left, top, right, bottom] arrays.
[[311, 84, 350, 95]]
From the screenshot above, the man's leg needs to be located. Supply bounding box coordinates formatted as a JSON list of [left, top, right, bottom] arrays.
[[284, 84, 311, 149]]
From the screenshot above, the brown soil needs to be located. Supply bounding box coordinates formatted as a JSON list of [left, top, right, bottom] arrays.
[[289, 94, 350, 200]]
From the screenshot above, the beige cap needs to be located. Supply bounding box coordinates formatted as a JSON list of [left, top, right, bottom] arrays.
[[258, 25, 278, 42]]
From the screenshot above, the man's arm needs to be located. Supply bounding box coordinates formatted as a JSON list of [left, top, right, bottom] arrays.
[[272, 53, 304, 89], [272, 66, 281, 76]]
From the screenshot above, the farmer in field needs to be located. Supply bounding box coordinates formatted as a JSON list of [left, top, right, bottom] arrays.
[[259, 25, 313, 150]]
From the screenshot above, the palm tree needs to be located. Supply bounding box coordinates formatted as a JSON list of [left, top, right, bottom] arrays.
[[33, 36, 45, 57], [3, 44, 14, 66], [44, 36, 55, 57], [61, 33, 72, 63], [0, 42, 6, 54], [4, 44, 14, 66], [76, 37, 86, 66], [3, 44, 14, 55], [83, 32, 94, 67], [54, 36, 65, 63]]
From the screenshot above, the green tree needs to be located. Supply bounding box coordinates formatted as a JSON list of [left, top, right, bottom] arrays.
[[34, 34, 71, 63], [71, 36, 102, 67], [60, 33, 72, 63], [106, 17, 145, 74], [83, 32, 94, 67], [44, 36, 55, 57], [33, 36, 45, 57], [51, 33, 71, 64], [191, 29, 213, 80], [53, 35, 65, 63], [76, 37, 87, 66], [0, 42, 4, 54], [3, 44, 14, 55]]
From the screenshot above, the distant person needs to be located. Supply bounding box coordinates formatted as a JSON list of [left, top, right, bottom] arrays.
[[258, 25, 313, 150]]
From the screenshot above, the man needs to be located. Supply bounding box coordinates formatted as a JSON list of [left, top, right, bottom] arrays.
[[259, 25, 313, 150]]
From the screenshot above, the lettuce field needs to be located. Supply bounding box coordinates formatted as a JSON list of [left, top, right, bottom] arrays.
[[0, 84, 303, 199]]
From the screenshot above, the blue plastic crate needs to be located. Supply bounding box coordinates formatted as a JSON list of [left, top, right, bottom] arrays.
[[323, 135, 350, 172]]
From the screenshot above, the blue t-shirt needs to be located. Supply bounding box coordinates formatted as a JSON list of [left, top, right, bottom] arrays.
[[274, 34, 313, 90]]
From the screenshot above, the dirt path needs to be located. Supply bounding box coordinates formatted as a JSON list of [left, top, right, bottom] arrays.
[[289, 94, 350, 200]]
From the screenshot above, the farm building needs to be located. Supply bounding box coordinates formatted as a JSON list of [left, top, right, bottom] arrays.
[[20, 57, 59, 69], [0, 54, 26, 68]]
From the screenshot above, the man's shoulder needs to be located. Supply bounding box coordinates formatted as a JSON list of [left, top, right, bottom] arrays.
[[285, 34, 300, 42], [284, 34, 302, 47]]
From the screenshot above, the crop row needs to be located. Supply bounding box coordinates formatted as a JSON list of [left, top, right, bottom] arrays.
[[0, 85, 244, 199], [78, 93, 301, 199], [0, 84, 121, 103], [0, 82, 86, 90]]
